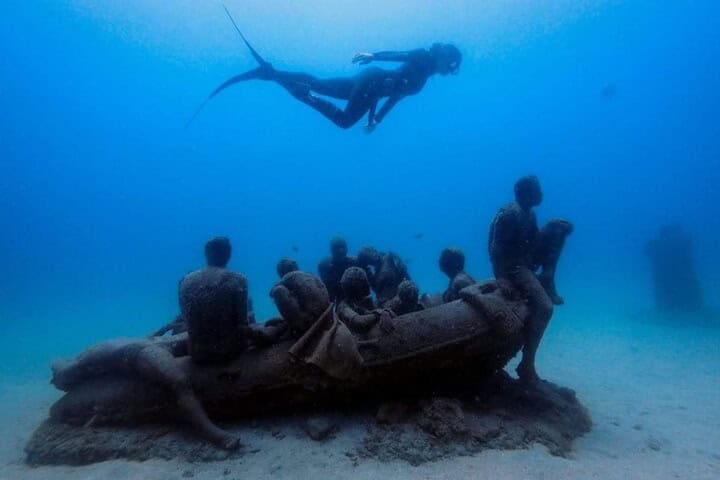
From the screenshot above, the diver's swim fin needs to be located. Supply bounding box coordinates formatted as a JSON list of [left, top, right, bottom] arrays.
[[222, 4, 269, 67], [184, 67, 273, 128], [185, 5, 272, 128]]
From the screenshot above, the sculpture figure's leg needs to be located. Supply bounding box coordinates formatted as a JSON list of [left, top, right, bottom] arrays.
[[135, 346, 240, 450], [507, 267, 553, 384]]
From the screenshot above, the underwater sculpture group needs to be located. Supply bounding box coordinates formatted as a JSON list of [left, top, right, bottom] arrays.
[[27, 175, 584, 464]]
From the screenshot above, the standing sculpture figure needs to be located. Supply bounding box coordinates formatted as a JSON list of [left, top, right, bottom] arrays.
[[318, 236, 358, 302], [357, 245, 411, 306]]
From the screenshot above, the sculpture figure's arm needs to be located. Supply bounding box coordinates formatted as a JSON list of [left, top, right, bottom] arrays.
[[337, 303, 379, 333]]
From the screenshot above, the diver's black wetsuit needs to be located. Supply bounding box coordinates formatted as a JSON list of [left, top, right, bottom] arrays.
[[270, 49, 437, 129], [189, 31, 460, 130], [187, 9, 460, 129]]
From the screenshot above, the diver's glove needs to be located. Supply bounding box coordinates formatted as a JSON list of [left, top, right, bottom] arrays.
[[363, 122, 377, 134]]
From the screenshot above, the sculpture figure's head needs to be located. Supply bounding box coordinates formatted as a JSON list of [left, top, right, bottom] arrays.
[[514, 175, 543, 210], [330, 236, 348, 261], [397, 280, 419, 305], [276, 257, 299, 278], [271, 272, 330, 334], [340, 266, 371, 300], [439, 247, 465, 278], [205, 236, 232, 268]]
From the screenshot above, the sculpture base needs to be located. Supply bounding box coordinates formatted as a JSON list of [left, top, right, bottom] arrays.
[[25, 372, 591, 466], [359, 371, 592, 465]]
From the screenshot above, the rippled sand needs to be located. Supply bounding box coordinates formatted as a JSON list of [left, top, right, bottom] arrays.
[[1, 305, 718, 480]]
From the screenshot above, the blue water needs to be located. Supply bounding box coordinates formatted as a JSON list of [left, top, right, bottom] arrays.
[[1, 0, 718, 384]]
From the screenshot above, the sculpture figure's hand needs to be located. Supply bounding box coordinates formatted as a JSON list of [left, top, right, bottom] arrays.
[[352, 52, 374, 65], [378, 310, 395, 333]]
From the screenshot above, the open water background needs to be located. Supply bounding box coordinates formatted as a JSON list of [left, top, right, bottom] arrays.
[[1, 1, 718, 384]]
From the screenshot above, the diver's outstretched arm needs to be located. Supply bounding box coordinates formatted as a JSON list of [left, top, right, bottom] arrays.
[[352, 50, 412, 65], [375, 95, 403, 124], [373, 51, 413, 61]]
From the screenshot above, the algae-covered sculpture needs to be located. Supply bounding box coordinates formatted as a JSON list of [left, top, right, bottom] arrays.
[[26, 176, 584, 466], [318, 236, 359, 302], [489, 175, 572, 384], [33, 275, 529, 461], [29, 270, 592, 467], [181, 236, 250, 364], [535, 219, 574, 305], [385, 280, 425, 315], [357, 245, 411, 305]]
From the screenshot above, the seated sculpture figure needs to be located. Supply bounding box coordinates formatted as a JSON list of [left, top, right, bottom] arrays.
[[276, 257, 300, 278], [385, 279, 425, 315], [336, 267, 394, 335], [534, 219, 574, 305], [150, 237, 253, 334], [489, 176, 571, 384], [357, 245, 411, 306], [180, 237, 249, 365], [318, 236, 358, 302], [439, 247, 476, 302], [269, 271, 332, 338]]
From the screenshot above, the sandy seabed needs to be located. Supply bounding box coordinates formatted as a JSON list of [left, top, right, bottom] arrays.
[[1, 306, 718, 480]]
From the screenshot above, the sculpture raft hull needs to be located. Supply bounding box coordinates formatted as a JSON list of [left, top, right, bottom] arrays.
[[51, 288, 528, 425]]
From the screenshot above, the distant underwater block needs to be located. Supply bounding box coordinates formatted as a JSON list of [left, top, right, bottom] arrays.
[[645, 225, 703, 312]]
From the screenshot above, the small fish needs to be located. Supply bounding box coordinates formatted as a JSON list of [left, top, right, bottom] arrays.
[[404, 258, 413, 265], [412, 233, 424, 240], [292, 245, 299, 252]]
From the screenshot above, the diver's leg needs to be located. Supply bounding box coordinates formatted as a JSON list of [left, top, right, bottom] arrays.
[[282, 87, 369, 128], [273, 72, 355, 99], [135, 346, 240, 450], [508, 267, 554, 384], [271, 69, 380, 128]]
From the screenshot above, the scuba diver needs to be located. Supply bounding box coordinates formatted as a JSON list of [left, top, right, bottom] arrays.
[[187, 6, 462, 132]]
